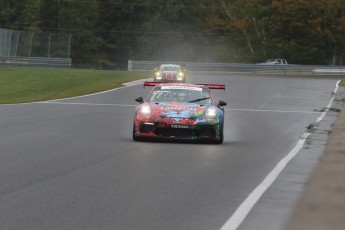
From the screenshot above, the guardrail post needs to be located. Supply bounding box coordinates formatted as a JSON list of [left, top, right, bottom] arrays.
[[28, 32, 35, 58], [128, 60, 133, 71], [14, 31, 21, 57], [67, 34, 72, 58], [0, 29, 4, 57], [48, 33, 51, 58]]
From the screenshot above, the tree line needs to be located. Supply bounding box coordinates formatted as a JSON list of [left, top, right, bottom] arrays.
[[1, 0, 345, 69]]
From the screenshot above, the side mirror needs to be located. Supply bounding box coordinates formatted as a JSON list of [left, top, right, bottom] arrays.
[[135, 96, 144, 104], [218, 100, 227, 107]]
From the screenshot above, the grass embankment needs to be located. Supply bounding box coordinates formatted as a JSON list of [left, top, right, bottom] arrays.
[[0, 67, 150, 104], [339, 80, 345, 87]]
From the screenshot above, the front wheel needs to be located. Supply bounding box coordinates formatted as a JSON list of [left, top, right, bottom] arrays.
[[133, 129, 137, 141], [133, 123, 140, 141], [214, 124, 224, 144]]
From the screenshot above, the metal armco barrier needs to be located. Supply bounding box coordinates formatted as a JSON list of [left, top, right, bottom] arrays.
[[0, 56, 72, 67], [128, 60, 345, 75]]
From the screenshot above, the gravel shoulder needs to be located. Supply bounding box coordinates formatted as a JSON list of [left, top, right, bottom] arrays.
[[285, 86, 345, 230]]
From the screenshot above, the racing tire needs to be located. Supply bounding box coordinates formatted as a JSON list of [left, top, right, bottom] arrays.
[[132, 125, 140, 141], [132, 130, 137, 141], [214, 124, 224, 144]]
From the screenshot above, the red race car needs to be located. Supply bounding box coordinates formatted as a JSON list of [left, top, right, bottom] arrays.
[[133, 82, 227, 143]]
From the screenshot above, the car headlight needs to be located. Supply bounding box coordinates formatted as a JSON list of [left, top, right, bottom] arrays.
[[155, 72, 161, 78], [140, 105, 152, 116], [178, 72, 184, 77], [205, 107, 217, 118]]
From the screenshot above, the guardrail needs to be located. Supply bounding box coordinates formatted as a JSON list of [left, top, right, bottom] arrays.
[[0, 56, 72, 67], [128, 60, 345, 75]]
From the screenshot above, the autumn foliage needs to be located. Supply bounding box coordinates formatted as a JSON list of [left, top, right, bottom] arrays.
[[0, 0, 344, 66]]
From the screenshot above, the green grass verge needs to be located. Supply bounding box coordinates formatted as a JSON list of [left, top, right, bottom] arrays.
[[339, 80, 345, 87], [0, 67, 150, 104]]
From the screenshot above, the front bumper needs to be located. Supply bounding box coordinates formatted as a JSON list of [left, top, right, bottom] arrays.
[[155, 73, 185, 82], [133, 121, 221, 141], [156, 78, 185, 83]]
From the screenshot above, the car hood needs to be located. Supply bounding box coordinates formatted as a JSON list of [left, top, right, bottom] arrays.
[[150, 102, 206, 117], [161, 70, 178, 73], [136, 102, 220, 124]]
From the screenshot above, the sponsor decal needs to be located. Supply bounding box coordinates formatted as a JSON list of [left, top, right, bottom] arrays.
[[172, 119, 182, 123], [170, 124, 190, 129], [161, 106, 197, 111], [161, 86, 202, 91], [152, 90, 170, 94]]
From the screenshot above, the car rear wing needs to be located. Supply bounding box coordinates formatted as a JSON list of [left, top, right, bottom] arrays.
[[143, 81, 225, 90], [144, 81, 161, 87], [198, 84, 225, 90]]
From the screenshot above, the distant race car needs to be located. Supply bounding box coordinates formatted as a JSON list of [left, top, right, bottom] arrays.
[[259, 58, 288, 65], [154, 64, 186, 83], [133, 82, 227, 143]]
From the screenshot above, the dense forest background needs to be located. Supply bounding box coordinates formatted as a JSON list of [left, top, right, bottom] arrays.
[[1, 0, 345, 69]]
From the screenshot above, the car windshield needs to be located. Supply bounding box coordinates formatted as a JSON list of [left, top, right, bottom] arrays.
[[148, 86, 212, 104], [160, 65, 180, 71]]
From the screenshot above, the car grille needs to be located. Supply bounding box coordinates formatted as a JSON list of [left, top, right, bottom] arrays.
[[196, 126, 216, 138], [155, 125, 216, 138], [140, 122, 216, 138], [140, 123, 155, 133], [163, 73, 176, 80], [155, 128, 195, 137]]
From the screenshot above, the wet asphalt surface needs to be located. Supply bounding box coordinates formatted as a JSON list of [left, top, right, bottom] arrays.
[[0, 74, 339, 230]]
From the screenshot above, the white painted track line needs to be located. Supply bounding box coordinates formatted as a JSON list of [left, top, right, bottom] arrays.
[[38, 101, 136, 107]]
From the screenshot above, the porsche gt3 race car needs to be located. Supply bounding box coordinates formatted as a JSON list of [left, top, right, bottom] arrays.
[[154, 64, 186, 83], [133, 82, 227, 143]]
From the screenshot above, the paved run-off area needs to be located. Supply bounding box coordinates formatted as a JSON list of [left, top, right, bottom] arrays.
[[285, 87, 345, 230]]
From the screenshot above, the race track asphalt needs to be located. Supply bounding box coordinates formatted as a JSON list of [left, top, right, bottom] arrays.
[[0, 73, 339, 230]]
